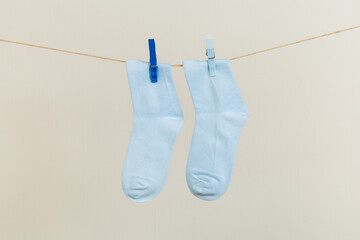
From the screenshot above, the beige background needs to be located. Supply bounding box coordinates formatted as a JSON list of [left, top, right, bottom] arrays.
[[0, 0, 359, 239]]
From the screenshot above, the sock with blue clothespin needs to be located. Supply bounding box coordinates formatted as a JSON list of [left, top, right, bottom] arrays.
[[122, 39, 184, 202], [183, 35, 248, 201]]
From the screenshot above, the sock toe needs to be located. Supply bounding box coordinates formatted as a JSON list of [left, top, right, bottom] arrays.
[[122, 176, 161, 203], [187, 171, 228, 201]]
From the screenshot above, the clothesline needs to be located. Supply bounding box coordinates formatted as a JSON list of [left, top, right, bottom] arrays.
[[0, 25, 359, 67]]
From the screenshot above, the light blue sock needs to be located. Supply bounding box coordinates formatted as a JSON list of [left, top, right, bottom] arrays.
[[122, 60, 184, 202], [183, 59, 248, 201]]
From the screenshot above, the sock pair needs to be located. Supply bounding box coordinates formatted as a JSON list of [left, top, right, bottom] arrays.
[[122, 59, 248, 202]]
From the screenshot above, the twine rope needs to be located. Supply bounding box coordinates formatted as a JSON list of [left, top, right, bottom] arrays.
[[0, 25, 359, 67]]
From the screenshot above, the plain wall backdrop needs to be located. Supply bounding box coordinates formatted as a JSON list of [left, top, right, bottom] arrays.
[[0, 0, 359, 239]]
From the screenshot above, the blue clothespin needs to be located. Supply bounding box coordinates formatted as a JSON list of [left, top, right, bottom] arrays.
[[206, 35, 216, 77], [148, 39, 158, 83]]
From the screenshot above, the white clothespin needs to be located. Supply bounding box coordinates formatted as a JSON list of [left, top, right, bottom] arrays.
[[206, 34, 216, 77]]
